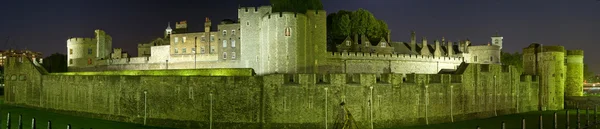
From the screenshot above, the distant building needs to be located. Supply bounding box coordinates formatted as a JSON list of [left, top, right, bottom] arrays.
[[0, 50, 42, 66]]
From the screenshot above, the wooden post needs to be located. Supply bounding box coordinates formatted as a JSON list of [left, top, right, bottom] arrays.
[[539, 114, 543, 129], [18, 114, 22, 129], [47, 121, 51, 129], [66, 124, 71, 129], [6, 112, 10, 129], [588, 107, 591, 127], [31, 118, 35, 129], [476, 126, 480, 129], [522, 118, 526, 129], [501, 121, 506, 129], [567, 110, 570, 129], [553, 112, 557, 129], [578, 108, 581, 129]]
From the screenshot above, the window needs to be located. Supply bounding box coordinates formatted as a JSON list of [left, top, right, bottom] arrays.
[[211, 47, 215, 53], [88, 58, 92, 65], [182, 48, 187, 54], [246, 22, 249, 26], [69, 59, 73, 64], [210, 35, 214, 42], [223, 52, 227, 59], [174, 37, 179, 43], [232, 30, 236, 36], [232, 40, 236, 48], [232, 52, 236, 59], [380, 42, 387, 48], [284, 27, 291, 36], [474, 56, 478, 62], [346, 41, 350, 46], [490, 56, 493, 61], [223, 40, 227, 47], [201, 36, 206, 42], [182, 37, 187, 43], [88, 48, 92, 55], [192, 48, 196, 53], [174, 48, 178, 54], [223, 30, 227, 36], [69, 49, 73, 55], [201, 47, 205, 54]]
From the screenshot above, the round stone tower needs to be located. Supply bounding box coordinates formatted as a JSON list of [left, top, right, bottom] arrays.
[[565, 50, 584, 96], [522, 44, 539, 75], [538, 46, 565, 111]]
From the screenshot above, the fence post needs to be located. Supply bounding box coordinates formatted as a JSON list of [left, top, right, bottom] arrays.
[[501, 121, 505, 129], [522, 118, 526, 129], [539, 114, 543, 129], [66, 124, 71, 129], [476, 126, 480, 129], [18, 114, 22, 129], [6, 112, 10, 129], [47, 121, 51, 129], [554, 112, 557, 129], [567, 110, 570, 129], [595, 105, 598, 128], [578, 108, 581, 129], [31, 117, 35, 129], [587, 107, 591, 127]]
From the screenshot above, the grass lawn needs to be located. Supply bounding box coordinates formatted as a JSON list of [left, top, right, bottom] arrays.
[[0, 96, 177, 129], [390, 109, 600, 129]]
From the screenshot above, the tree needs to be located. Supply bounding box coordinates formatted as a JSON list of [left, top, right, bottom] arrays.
[[42, 53, 68, 73], [501, 51, 523, 72], [270, 0, 323, 13], [327, 9, 390, 50], [584, 64, 596, 83]]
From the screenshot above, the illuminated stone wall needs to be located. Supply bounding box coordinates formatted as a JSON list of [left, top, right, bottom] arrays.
[[5, 56, 541, 129], [565, 50, 584, 96]]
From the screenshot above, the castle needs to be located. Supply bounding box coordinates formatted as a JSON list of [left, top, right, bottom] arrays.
[[4, 4, 585, 129], [67, 6, 503, 76]]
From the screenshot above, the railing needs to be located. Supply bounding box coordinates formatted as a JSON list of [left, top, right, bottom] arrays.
[[475, 106, 600, 129], [3, 112, 74, 129]]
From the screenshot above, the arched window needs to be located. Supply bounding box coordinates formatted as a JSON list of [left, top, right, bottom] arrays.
[[223, 40, 228, 47], [285, 27, 291, 36], [223, 30, 227, 36], [223, 52, 227, 59], [232, 40, 236, 48], [232, 30, 236, 36]]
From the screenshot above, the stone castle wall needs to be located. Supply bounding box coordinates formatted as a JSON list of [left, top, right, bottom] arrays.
[[5, 56, 540, 129], [319, 52, 464, 74]]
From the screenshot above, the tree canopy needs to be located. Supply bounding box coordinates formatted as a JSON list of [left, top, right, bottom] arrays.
[[42, 53, 68, 73], [270, 0, 323, 13], [327, 9, 390, 51], [501, 51, 524, 72]]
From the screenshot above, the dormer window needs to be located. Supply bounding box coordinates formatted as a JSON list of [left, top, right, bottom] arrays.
[[284, 27, 291, 36], [380, 42, 387, 48], [346, 41, 350, 46]]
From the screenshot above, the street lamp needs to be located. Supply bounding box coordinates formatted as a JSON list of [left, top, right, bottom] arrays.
[[194, 37, 197, 69]]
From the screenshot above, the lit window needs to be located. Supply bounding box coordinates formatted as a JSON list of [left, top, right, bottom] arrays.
[[174, 48, 178, 53], [232, 52, 236, 59], [346, 41, 350, 46], [201, 47, 205, 54], [174, 37, 179, 43], [88, 48, 92, 55], [182, 48, 187, 54], [232, 40, 236, 48], [285, 27, 291, 36], [223, 40, 227, 47], [232, 30, 236, 36], [380, 42, 386, 48], [182, 37, 187, 43], [223, 52, 227, 59], [69, 49, 73, 55], [210, 35, 214, 42], [223, 30, 227, 36]]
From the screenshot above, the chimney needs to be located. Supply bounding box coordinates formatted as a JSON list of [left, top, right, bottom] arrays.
[[410, 31, 416, 52], [434, 40, 441, 57], [387, 30, 391, 42], [447, 41, 454, 56], [204, 17, 212, 33], [420, 37, 431, 56]]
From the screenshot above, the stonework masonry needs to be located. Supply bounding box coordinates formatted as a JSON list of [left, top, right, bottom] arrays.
[[6, 56, 539, 129]]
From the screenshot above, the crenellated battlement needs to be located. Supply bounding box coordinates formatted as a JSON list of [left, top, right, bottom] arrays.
[[327, 52, 464, 62], [67, 38, 95, 44], [265, 12, 306, 19]]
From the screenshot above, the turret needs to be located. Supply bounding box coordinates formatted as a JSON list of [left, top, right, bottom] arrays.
[[205, 17, 212, 33], [566, 50, 584, 96], [491, 31, 503, 49], [164, 22, 173, 38]]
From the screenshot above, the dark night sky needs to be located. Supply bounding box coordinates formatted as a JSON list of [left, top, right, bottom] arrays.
[[0, 0, 599, 72]]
